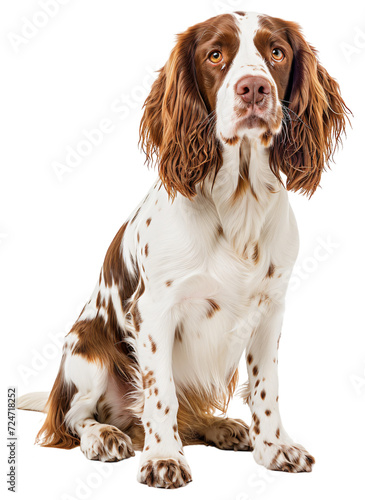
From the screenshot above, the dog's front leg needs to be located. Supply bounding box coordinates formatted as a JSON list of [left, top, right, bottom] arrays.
[[245, 304, 315, 472], [136, 305, 192, 488]]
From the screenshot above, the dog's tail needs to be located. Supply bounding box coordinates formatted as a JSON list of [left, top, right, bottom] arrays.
[[17, 392, 49, 413]]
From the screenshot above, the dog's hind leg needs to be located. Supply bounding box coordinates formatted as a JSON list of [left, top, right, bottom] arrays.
[[65, 352, 135, 462], [37, 334, 135, 462]]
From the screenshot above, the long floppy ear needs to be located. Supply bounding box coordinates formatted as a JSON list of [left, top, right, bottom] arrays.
[[139, 26, 222, 199], [270, 24, 351, 196]]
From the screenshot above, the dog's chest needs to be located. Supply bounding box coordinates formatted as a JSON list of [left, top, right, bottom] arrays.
[[170, 235, 278, 392]]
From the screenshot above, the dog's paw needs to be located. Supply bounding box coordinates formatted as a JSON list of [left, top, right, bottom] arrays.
[[80, 424, 135, 462], [204, 418, 252, 451], [254, 440, 315, 473], [137, 457, 192, 488]]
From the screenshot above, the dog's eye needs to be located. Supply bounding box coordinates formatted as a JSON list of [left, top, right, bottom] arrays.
[[271, 48, 285, 62], [209, 51, 223, 64]]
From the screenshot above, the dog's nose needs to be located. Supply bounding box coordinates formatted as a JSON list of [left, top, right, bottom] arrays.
[[236, 76, 271, 104]]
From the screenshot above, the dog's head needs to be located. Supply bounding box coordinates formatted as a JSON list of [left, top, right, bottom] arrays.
[[139, 12, 349, 199]]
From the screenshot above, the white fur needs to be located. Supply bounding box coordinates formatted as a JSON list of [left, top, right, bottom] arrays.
[[17, 392, 49, 412]]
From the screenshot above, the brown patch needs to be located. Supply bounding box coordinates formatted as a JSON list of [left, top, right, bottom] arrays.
[[145, 445, 149, 451], [252, 243, 260, 264], [155, 433, 161, 443], [220, 133, 240, 146], [148, 335, 157, 353], [146, 218, 152, 227], [157, 401, 162, 410], [144, 243, 149, 257], [217, 225, 224, 237], [276, 428, 280, 439], [166, 280, 173, 287], [232, 138, 251, 203], [103, 222, 140, 309], [266, 263, 276, 279], [137, 232, 140, 243], [265, 409, 271, 416], [207, 299, 220, 318], [260, 130, 272, 147], [131, 300, 143, 333], [142, 370, 156, 389], [165, 407, 170, 415], [174, 323, 184, 342], [247, 353, 253, 365], [173, 424, 178, 433], [253, 365, 259, 377], [96, 291, 101, 308], [254, 379, 260, 388], [72, 298, 139, 378], [261, 390, 266, 400], [253, 425, 260, 435]]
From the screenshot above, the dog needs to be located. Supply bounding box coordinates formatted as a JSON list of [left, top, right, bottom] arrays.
[[18, 11, 349, 488]]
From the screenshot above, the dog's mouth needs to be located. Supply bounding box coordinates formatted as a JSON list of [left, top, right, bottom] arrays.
[[218, 99, 283, 147], [230, 102, 283, 141]]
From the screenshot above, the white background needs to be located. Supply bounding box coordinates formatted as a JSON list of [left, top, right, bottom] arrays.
[[1, 0, 364, 499]]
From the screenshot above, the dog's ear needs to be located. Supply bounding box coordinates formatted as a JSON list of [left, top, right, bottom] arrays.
[[139, 25, 222, 199], [270, 24, 351, 196]]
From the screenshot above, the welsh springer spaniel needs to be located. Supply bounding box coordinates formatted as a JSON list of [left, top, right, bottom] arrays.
[[18, 11, 349, 488]]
